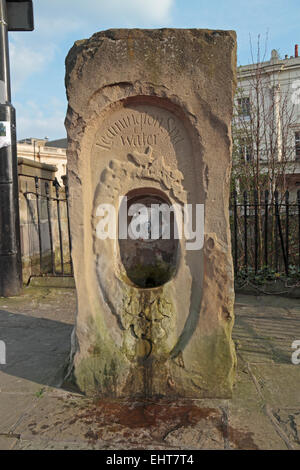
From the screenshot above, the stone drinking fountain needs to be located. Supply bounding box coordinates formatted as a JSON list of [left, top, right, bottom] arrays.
[[65, 28, 237, 398]]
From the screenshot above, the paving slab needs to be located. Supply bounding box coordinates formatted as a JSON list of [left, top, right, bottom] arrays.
[[0, 287, 75, 394], [270, 408, 300, 450], [231, 363, 263, 409], [0, 436, 19, 450], [226, 406, 288, 450], [12, 394, 226, 449], [0, 394, 37, 434], [0, 288, 299, 450], [249, 363, 300, 408]]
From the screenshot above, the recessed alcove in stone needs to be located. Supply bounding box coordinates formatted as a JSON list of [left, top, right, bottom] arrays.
[[119, 188, 179, 288]]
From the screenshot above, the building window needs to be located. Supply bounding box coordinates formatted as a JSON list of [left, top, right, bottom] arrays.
[[239, 138, 252, 162], [237, 97, 250, 117], [295, 132, 300, 160]]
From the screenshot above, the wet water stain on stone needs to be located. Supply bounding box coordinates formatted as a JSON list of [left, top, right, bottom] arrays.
[[65, 399, 259, 449], [88, 401, 215, 429], [227, 425, 259, 450], [23, 398, 259, 449]]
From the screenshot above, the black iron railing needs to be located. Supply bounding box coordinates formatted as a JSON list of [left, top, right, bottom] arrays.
[[230, 190, 300, 277], [19, 180, 300, 281], [21, 175, 73, 277]]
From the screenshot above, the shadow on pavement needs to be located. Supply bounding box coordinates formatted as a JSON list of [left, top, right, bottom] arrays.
[[0, 309, 73, 388]]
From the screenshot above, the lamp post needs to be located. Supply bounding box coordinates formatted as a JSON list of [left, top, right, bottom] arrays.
[[0, 0, 33, 296]]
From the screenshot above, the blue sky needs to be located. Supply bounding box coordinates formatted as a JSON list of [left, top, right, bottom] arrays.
[[8, 0, 300, 141]]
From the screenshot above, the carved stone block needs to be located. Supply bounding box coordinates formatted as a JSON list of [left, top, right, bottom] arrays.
[[65, 28, 237, 398]]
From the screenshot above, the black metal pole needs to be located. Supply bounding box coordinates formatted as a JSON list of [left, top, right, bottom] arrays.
[[254, 190, 258, 273], [54, 179, 64, 275], [243, 190, 248, 273], [275, 190, 288, 275], [65, 181, 73, 275], [298, 190, 300, 271], [34, 176, 42, 273], [45, 181, 54, 275], [285, 190, 289, 275], [233, 190, 238, 276], [264, 190, 269, 267], [0, 0, 22, 296]]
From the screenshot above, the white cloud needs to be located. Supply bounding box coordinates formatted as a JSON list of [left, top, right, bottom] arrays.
[[96, 0, 174, 24], [35, 15, 84, 38], [11, 0, 175, 68], [8, 0, 175, 139], [9, 0, 174, 91], [9, 38, 56, 91], [38, 0, 174, 28], [15, 99, 66, 140]]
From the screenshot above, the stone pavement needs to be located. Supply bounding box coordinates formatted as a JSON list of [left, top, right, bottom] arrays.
[[0, 287, 299, 450]]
